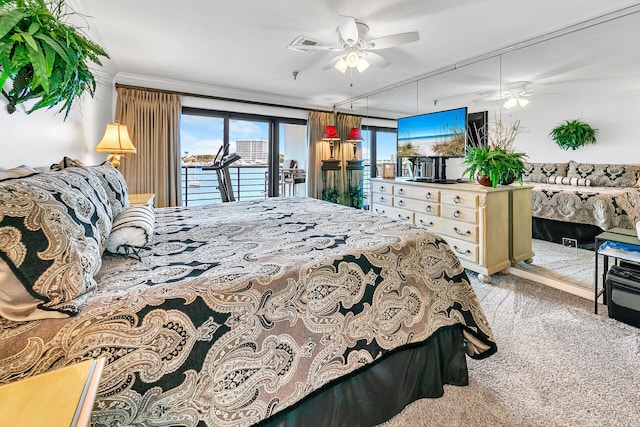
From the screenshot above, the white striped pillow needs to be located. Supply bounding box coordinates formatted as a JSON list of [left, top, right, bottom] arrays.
[[106, 205, 155, 256]]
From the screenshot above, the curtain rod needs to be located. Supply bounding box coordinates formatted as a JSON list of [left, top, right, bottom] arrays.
[[114, 83, 393, 121]]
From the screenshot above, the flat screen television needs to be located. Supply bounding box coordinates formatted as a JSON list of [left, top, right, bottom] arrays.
[[397, 107, 468, 182]]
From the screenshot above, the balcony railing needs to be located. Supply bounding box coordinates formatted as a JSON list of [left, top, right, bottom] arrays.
[[181, 163, 372, 207]]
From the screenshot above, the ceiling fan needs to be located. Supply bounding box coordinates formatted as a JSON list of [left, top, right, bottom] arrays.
[[474, 81, 533, 108], [287, 15, 420, 73]]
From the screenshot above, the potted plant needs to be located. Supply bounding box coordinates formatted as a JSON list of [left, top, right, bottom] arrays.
[[462, 118, 527, 187], [0, 0, 109, 118], [549, 119, 597, 150]]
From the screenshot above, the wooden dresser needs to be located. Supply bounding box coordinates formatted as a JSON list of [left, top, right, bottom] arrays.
[[370, 178, 533, 282]]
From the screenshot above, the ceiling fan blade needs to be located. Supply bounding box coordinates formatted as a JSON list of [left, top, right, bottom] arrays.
[[337, 15, 359, 44], [365, 52, 391, 68], [322, 55, 345, 70], [367, 32, 419, 50]]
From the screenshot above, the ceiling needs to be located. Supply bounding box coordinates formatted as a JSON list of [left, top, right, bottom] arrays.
[[78, 0, 640, 118]]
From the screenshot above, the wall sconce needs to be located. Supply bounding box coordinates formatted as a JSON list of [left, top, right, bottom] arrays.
[[94, 123, 136, 168], [322, 125, 341, 160], [346, 127, 363, 160]]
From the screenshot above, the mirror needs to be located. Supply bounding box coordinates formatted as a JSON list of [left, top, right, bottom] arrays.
[[335, 8, 640, 293]]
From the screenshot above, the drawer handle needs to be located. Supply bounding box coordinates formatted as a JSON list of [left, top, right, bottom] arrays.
[[453, 245, 471, 255], [425, 192, 431, 200], [399, 214, 410, 221], [398, 188, 405, 195], [454, 227, 471, 236], [398, 200, 405, 207], [380, 197, 386, 203], [425, 205, 432, 213], [453, 195, 461, 204], [419, 219, 434, 227], [376, 209, 385, 214], [453, 210, 461, 219], [379, 186, 385, 192]]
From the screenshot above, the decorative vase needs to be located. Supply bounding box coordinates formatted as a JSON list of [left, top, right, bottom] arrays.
[[477, 175, 492, 187]]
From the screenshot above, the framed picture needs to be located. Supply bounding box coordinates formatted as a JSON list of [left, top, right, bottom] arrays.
[[383, 163, 395, 179]]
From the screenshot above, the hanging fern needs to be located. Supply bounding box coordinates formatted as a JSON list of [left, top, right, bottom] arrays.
[[549, 120, 597, 150], [0, 0, 109, 118]]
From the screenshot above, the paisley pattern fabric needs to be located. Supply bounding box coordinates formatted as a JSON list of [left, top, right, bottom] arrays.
[[567, 160, 640, 188], [0, 167, 112, 319], [523, 162, 569, 183], [0, 198, 496, 427], [531, 183, 640, 230]]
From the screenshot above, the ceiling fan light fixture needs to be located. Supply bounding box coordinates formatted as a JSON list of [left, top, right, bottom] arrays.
[[356, 57, 370, 72], [503, 97, 518, 109], [346, 52, 360, 68], [518, 97, 530, 108], [334, 57, 348, 73]]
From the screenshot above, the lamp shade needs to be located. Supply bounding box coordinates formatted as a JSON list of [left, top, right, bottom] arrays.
[[346, 127, 363, 142], [95, 123, 136, 154], [322, 125, 341, 140]]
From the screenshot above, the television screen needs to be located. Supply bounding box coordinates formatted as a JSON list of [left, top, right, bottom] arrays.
[[397, 107, 468, 157]]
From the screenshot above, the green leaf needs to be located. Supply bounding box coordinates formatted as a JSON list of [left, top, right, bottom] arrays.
[[0, 10, 26, 40], [26, 39, 48, 92]]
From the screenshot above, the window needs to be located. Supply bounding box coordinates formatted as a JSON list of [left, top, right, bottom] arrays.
[[180, 107, 306, 205], [361, 125, 397, 209]]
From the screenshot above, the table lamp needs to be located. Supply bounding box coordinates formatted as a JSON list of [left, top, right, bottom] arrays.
[[346, 127, 363, 160], [94, 123, 136, 168], [322, 125, 340, 160]]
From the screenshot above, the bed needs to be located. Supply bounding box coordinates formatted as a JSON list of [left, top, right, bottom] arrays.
[[524, 161, 640, 248], [0, 164, 496, 426]]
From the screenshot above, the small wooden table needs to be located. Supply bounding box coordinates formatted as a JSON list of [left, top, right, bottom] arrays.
[[0, 358, 105, 427], [128, 193, 155, 207], [594, 227, 640, 314]]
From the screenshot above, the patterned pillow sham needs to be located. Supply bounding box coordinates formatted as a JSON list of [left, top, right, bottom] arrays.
[[523, 162, 569, 183], [50, 156, 85, 171], [106, 205, 155, 257], [547, 175, 591, 186], [567, 161, 640, 187], [0, 168, 113, 320], [0, 165, 40, 181]]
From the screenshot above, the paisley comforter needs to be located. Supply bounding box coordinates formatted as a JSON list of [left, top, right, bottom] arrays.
[[531, 184, 640, 230], [0, 197, 495, 426]]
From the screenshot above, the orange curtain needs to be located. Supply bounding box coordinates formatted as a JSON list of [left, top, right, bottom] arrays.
[[115, 87, 181, 208]]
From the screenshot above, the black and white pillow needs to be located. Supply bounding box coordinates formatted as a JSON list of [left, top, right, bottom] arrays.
[[107, 205, 155, 258], [0, 168, 112, 320]]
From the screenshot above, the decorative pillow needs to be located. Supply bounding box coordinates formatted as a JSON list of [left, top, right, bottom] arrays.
[[0, 165, 40, 181], [50, 156, 85, 171], [84, 162, 130, 218], [547, 175, 591, 186], [106, 205, 155, 257], [0, 168, 112, 320], [523, 162, 569, 183], [567, 161, 640, 187]]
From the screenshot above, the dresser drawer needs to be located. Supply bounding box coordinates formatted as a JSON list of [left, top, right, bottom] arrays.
[[371, 192, 393, 207], [414, 212, 438, 230], [441, 205, 478, 224], [397, 198, 440, 216], [445, 237, 479, 264], [437, 217, 479, 243], [441, 191, 478, 209], [373, 182, 393, 195], [373, 205, 414, 223], [394, 185, 440, 202]]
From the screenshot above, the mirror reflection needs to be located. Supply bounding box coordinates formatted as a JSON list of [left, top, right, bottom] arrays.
[[336, 8, 640, 295]]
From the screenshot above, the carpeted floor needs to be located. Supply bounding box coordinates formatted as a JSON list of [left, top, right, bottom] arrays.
[[514, 239, 602, 291], [380, 270, 640, 427]]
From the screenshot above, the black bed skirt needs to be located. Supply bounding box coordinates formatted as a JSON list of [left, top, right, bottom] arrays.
[[259, 325, 469, 427], [532, 217, 604, 250]]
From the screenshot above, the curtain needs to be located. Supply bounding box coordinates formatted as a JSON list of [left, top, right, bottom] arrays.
[[115, 87, 181, 208], [336, 113, 362, 201], [307, 110, 334, 199]]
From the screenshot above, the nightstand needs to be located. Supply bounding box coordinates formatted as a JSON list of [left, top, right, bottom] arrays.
[[0, 358, 105, 427], [128, 193, 155, 207]]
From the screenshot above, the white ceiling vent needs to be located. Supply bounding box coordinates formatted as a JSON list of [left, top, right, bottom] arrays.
[[287, 36, 321, 53]]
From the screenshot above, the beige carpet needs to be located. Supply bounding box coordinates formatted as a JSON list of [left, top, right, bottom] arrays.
[[380, 271, 640, 427], [514, 239, 603, 291]]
